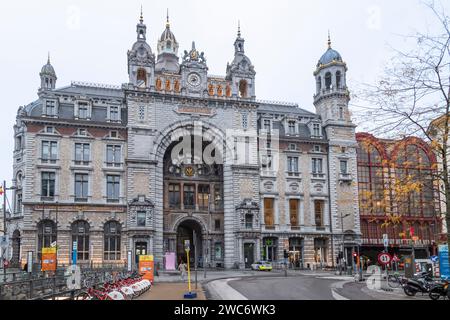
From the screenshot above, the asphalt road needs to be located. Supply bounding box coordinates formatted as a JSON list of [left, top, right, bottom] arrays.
[[227, 275, 375, 300]]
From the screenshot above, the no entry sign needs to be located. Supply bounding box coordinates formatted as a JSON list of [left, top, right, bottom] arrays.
[[378, 252, 392, 265]]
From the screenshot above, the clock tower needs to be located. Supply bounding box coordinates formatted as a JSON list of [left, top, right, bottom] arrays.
[[180, 41, 208, 97]]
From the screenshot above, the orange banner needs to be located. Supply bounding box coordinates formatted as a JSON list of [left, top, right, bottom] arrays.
[[41, 247, 57, 271], [139, 255, 154, 282]]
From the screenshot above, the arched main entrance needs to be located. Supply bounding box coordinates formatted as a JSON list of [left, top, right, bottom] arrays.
[[176, 219, 203, 268], [161, 127, 225, 270]]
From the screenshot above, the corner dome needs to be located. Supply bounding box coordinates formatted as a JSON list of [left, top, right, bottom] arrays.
[[40, 61, 56, 76], [317, 47, 342, 67]]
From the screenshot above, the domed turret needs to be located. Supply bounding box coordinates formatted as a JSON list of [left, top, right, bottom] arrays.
[[155, 11, 180, 73], [40, 53, 57, 90]]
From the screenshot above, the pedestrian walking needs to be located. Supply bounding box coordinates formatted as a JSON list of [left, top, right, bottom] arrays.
[[178, 261, 186, 281]]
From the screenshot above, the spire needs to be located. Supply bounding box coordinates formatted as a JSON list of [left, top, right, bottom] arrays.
[[140, 5, 144, 24], [327, 30, 331, 49], [237, 20, 241, 38], [47, 52, 51, 64], [166, 8, 170, 28]]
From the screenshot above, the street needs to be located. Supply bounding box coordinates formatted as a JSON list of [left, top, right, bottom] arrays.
[[204, 273, 431, 300]]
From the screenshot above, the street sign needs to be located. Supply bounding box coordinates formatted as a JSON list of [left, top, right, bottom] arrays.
[[431, 255, 439, 263], [50, 241, 57, 248], [438, 244, 449, 278], [378, 252, 392, 265]]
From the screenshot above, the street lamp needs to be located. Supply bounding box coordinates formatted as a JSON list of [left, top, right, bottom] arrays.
[[2, 180, 17, 283], [339, 212, 351, 275]]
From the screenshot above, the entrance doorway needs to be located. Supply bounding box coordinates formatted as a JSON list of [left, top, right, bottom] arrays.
[[244, 243, 254, 268], [176, 220, 202, 268], [135, 242, 148, 266]]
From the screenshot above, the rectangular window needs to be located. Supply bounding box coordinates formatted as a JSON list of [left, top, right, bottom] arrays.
[[245, 214, 253, 229], [290, 199, 299, 226], [312, 158, 323, 174], [15, 136, 22, 151], [183, 185, 195, 209], [41, 172, 55, 198], [214, 185, 223, 210], [45, 100, 56, 116], [168, 184, 181, 209], [106, 175, 120, 202], [46, 126, 54, 133], [106, 145, 122, 167], [74, 143, 90, 165], [340, 160, 348, 174], [264, 198, 274, 227], [262, 153, 272, 169], [313, 124, 321, 137], [287, 156, 299, 173], [314, 200, 324, 227], [288, 121, 296, 134], [42, 141, 57, 163], [314, 145, 321, 152], [197, 185, 210, 211], [137, 211, 146, 227], [215, 219, 221, 231], [75, 173, 88, 201], [78, 102, 89, 119], [110, 106, 119, 121]]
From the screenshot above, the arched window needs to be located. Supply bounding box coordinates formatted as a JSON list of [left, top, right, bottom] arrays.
[[166, 40, 172, 50], [325, 72, 332, 90], [394, 142, 435, 217], [357, 141, 385, 216], [37, 220, 56, 260], [11, 230, 20, 268], [104, 221, 121, 261], [336, 71, 342, 89], [238, 80, 248, 98], [72, 220, 90, 261], [137, 68, 147, 85], [226, 85, 231, 97], [316, 76, 322, 93]]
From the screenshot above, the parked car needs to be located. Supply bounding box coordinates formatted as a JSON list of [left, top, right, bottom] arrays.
[[251, 261, 273, 271]]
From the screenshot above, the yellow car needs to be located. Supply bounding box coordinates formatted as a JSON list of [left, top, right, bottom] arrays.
[[251, 261, 273, 271]]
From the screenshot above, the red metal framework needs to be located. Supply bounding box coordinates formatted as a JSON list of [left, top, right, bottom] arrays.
[[356, 133, 441, 247]]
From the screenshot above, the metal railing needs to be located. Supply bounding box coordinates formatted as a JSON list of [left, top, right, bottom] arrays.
[[0, 264, 127, 300]]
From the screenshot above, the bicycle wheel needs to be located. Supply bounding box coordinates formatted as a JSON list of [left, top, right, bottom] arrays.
[[74, 292, 91, 300], [388, 275, 401, 288]]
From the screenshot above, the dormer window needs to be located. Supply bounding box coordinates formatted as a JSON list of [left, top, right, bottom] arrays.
[[288, 121, 296, 135], [78, 102, 89, 119], [109, 106, 119, 121], [313, 123, 321, 137], [44, 100, 57, 116]]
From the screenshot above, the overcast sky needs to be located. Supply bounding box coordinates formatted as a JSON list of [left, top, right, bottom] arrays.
[[0, 0, 448, 187]]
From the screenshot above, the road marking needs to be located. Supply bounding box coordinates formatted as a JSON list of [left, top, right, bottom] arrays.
[[207, 278, 248, 300], [330, 280, 351, 300]]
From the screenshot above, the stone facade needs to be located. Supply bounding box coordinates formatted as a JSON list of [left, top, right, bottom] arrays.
[[7, 14, 361, 270]]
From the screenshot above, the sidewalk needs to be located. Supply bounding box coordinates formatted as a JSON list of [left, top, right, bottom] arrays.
[[137, 282, 206, 300]]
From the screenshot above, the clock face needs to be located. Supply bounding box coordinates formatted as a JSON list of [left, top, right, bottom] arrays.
[[187, 73, 201, 87]]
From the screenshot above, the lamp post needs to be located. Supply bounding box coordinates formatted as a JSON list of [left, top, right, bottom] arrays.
[[2, 180, 17, 282], [339, 212, 351, 275]]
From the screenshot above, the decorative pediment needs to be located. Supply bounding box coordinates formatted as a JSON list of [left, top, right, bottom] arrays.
[[236, 198, 259, 210], [129, 195, 154, 207]]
